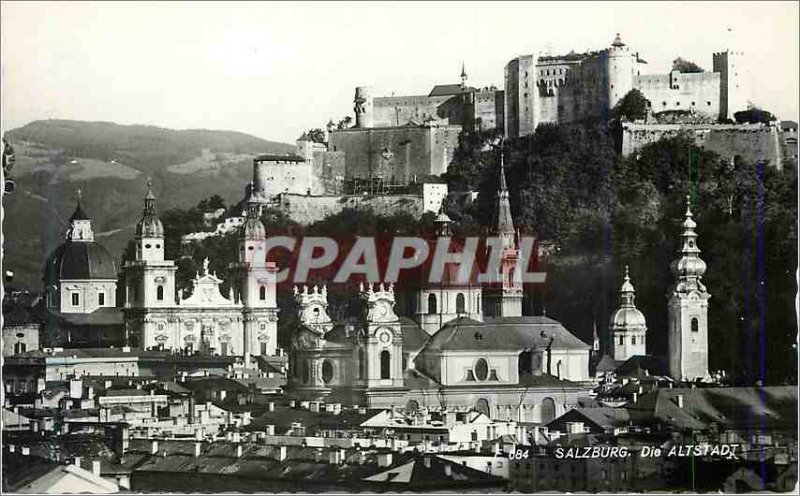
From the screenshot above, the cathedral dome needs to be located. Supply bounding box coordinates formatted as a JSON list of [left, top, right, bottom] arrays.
[[44, 241, 117, 283], [135, 214, 164, 238]]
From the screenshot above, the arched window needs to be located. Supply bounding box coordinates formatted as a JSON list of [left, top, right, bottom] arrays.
[[508, 268, 515, 287], [14, 342, 26, 355], [322, 360, 334, 383], [259, 286, 266, 300], [619, 335, 624, 345], [156, 285, 164, 301], [427, 293, 437, 314], [541, 397, 556, 424], [358, 348, 365, 379], [691, 318, 699, 332], [475, 398, 490, 417], [380, 350, 391, 379], [456, 293, 466, 314]]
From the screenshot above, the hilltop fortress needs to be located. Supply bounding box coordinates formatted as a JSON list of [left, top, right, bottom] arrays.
[[504, 34, 749, 137]]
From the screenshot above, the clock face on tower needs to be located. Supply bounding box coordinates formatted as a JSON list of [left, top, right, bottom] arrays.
[[377, 328, 392, 345]]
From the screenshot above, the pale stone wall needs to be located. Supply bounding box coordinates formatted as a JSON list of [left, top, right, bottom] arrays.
[[276, 193, 425, 225], [621, 122, 783, 168], [635, 71, 721, 117]]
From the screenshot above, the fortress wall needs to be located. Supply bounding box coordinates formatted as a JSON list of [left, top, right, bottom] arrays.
[[373, 95, 451, 127], [256, 161, 317, 196], [635, 72, 720, 117], [621, 123, 782, 169], [474, 90, 504, 131], [329, 125, 461, 183], [276, 193, 424, 225]]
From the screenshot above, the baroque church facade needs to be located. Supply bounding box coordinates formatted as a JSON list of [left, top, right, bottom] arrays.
[[286, 160, 593, 423], [122, 183, 279, 359]]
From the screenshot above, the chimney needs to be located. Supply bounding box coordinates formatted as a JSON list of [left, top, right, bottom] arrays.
[[278, 445, 288, 462], [268, 402, 275, 412], [676, 395, 684, 409], [423, 455, 431, 468], [444, 463, 452, 477], [21, 446, 30, 456], [289, 400, 296, 408], [105, 380, 112, 389], [151, 440, 159, 455], [194, 442, 201, 458], [220, 390, 227, 401], [92, 460, 101, 477], [329, 450, 341, 465], [8, 444, 15, 453], [632, 392, 638, 403], [74, 456, 82, 468], [236, 445, 243, 458]]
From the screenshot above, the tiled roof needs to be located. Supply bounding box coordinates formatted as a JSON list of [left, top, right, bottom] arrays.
[[362, 452, 502, 487], [421, 316, 590, 352], [43, 307, 124, 327], [44, 241, 118, 281], [428, 84, 476, 97], [594, 354, 620, 372], [615, 354, 668, 377], [254, 153, 306, 162]]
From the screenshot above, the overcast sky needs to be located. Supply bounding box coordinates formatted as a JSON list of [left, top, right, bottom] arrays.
[[2, 1, 798, 143]]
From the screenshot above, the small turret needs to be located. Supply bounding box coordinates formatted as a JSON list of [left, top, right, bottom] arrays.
[[354, 86, 374, 129], [460, 62, 468, 88], [135, 179, 165, 261]]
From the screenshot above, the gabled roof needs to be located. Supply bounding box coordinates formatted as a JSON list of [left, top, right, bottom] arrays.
[[615, 354, 668, 377], [428, 84, 476, 97], [362, 452, 501, 487], [547, 407, 632, 433], [594, 354, 620, 372], [43, 307, 124, 327]]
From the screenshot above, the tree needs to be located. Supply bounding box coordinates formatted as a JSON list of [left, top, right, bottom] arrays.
[[610, 89, 651, 122], [337, 116, 354, 130], [306, 128, 326, 143], [197, 195, 226, 212], [734, 106, 776, 124], [672, 57, 704, 73]]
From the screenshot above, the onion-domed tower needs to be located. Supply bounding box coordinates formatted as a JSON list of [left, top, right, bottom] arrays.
[[609, 265, 647, 361], [667, 196, 710, 381], [232, 197, 278, 359]]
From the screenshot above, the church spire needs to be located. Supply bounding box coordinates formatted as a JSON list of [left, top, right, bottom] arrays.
[[143, 177, 156, 215], [494, 145, 516, 249], [460, 61, 468, 88], [670, 195, 707, 292]]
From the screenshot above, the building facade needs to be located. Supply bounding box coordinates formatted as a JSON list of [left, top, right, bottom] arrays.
[[505, 34, 749, 138]]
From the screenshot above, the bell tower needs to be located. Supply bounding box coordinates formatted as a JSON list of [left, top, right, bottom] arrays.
[[234, 198, 278, 358], [609, 265, 648, 361], [482, 149, 523, 318], [359, 283, 403, 389], [668, 196, 710, 381]]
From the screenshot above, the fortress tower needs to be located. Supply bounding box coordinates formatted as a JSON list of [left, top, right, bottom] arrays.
[[354, 86, 374, 128], [605, 33, 637, 111], [713, 50, 748, 121]]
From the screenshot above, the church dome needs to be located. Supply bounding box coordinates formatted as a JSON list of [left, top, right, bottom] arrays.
[[241, 217, 266, 240], [44, 241, 117, 283], [136, 214, 164, 238], [610, 305, 647, 329]]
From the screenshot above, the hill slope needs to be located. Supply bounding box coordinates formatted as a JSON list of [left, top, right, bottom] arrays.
[[3, 119, 294, 288]]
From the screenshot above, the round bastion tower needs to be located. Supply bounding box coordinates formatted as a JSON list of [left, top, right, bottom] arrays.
[[354, 86, 374, 128], [606, 33, 636, 111]]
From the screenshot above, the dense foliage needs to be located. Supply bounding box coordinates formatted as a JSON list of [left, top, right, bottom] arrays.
[[610, 89, 651, 122], [672, 57, 704, 73], [443, 121, 797, 384], [734, 107, 777, 124]]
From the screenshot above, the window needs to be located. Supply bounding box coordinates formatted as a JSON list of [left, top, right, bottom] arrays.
[[380, 350, 391, 379], [691, 101, 696, 106], [358, 348, 365, 379], [691, 318, 699, 332], [619, 335, 624, 345], [98, 292, 105, 306], [456, 293, 466, 314], [220, 342, 228, 356], [427, 293, 437, 314], [156, 285, 164, 301], [632, 336, 637, 345], [474, 358, 489, 381], [259, 286, 266, 300], [676, 101, 681, 106], [322, 360, 334, 383], [14, 342, 26, 354], [261, 342, 268, 355], [707, 101, 712, 106], [71, 292, 80, 306]]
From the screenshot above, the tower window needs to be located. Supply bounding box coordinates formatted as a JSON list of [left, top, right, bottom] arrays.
[[619, 336, 624, 345], [427, 293, 437, 314], [156, 285, 164, 301], [691, 318, 699, 332], [14, 342, 26, 354], [358, 348, 365, 379], [220, 342, 228, 356], [145, 244, 151, 249], [71, 293, 80, 306], [260, 342, 268, 355], [259, 286, 266, 300], [380, 350, 391, 379], [98, 292, 105, 306], [456, 293, 466, 314], [632, 336, 637, 345]]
